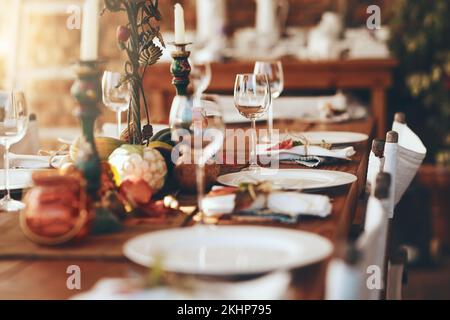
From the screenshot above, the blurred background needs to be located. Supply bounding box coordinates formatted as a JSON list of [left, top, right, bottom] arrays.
[[0, 0, 448, 299]]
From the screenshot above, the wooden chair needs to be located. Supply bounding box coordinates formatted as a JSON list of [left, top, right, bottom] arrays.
[[384, 112, 426, 299], [362, 128, 405, 299], [326, 172, 391, 300], [362, 112, 426, 299]]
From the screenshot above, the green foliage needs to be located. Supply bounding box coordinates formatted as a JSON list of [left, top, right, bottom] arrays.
[[388, 0, 450, 162]]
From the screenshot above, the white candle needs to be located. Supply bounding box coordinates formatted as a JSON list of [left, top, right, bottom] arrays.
[[80, 0, 100, 60], [174, 3, 185, 44]]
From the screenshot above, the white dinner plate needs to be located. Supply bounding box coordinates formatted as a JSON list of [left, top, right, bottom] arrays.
[[0, 168, 49, 190], [123, 225, 333, 276], [217, 168, 357, 190], [276, 131, 368, 145]]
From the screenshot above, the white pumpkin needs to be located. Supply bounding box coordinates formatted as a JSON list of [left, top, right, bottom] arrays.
[[108, 144, 167, 192]]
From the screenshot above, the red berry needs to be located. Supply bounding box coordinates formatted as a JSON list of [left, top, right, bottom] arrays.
[[117, 25, 131, 43]]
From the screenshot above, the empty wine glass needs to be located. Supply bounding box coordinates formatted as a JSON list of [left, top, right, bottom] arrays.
[[234, 73, 270, 171], [254, 61, 284, 142], [102, 71, 130, 138], [169, 95, 225, 224], [0, 91, 29, 212], [193, 98, 225, 224], [191, 62, 212, 99]]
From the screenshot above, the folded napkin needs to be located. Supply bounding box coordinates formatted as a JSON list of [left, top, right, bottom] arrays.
[[392, 121, 426, 205], [258, 143, 355, 169], [270, 145, 356, 160], [73, 271, 291, 300], [202, 187, 332, 223]]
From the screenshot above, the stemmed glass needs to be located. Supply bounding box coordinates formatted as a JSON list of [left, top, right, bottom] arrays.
[[234, 74, 271, 172], [170, 96, 225, 224], [102, 71, 131, 138], [193, 98, 225, 224], [191, 62, 212, 102], [0, 91, 29, 212], [254, 61, 284, 142]]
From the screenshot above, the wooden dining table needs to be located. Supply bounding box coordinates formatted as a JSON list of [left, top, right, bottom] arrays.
[[0, 117, 375, 300]]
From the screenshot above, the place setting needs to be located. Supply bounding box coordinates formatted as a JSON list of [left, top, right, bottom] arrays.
[[0, 0, 441, 304]]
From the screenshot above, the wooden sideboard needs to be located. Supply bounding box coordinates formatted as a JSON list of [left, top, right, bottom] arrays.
[[143, 58, 397, 138]]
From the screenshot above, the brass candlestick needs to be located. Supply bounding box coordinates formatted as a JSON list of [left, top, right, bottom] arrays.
[[70, 60, 102, 200]]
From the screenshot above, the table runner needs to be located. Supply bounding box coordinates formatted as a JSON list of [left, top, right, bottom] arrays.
[[0, 213, 187, 261]]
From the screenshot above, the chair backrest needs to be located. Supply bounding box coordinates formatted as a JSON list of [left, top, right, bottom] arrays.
[[326, 172, 391, 300], [392, 112, 427, 205]]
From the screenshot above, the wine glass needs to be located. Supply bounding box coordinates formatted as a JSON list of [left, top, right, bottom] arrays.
[[193, 98, 225, 224], [191, 62, 212, 99], [254, 61, 284, 142], [234, 73, 271, 171], [102, 71, 130, 138], [0, 91, 29, 212], [169, 95, 225, 224]]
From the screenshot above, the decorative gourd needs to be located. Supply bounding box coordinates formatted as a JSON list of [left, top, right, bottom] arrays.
[[108, 144, 167, 193], [70, 136, 124, 161]]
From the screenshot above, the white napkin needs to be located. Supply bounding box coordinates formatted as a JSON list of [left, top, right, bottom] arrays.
[[260, 145, 356, 160], [72, 272, 291, 300], [202, 190, 332, 218], [345, 28, 390, 59], [392, 121, 426, 204], [267, 192, 332, 218]]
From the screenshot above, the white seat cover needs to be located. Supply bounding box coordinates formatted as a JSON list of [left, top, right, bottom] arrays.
[[392, 121, 426, 204], [383, 141, 398, 218], [366, 150, 384, 194], [326, 196, 388, 300]]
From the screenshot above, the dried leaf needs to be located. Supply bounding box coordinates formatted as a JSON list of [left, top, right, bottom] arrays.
[[139, 44, 162, 67], [140, 29, 157, 50]]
